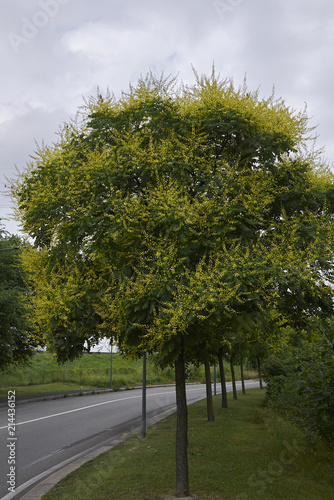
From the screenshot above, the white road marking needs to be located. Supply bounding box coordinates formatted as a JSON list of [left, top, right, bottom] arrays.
[[0, 388, 203, 430], [0, 383, 254, 431]]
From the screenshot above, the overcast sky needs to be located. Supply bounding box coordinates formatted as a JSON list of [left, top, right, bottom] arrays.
[[1, 0, 334, 235]]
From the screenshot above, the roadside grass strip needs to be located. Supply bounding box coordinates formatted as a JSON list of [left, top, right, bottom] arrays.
[[42, 389, 334, 500], [0, 383, 94, 399], [0, 352, 257, 394]]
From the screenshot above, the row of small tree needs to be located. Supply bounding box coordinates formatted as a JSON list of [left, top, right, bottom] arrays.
[[7, 69, 334, 496]]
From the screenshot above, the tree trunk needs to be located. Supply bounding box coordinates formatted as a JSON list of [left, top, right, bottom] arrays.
[[204, 357, 215, 422], [230, 355, 237, 400], [218, 348, 228, 408], [175, 345, 190, 497], [256, 356, 263, 389], [240, 357, 246, 395]]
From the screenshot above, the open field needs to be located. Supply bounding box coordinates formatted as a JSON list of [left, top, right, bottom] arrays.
[[0, 352, 257, 397], [43, 388, 334, 500]]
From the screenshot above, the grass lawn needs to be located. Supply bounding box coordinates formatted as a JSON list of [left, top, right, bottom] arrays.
[[42, 388, 334, 500]]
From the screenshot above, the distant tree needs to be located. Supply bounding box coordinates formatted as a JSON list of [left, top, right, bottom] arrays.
[[12, 69, 334, 496], [0, 224, 38, 370]]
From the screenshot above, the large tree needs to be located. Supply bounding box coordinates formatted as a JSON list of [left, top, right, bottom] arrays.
[[12, 70, 334, 496]]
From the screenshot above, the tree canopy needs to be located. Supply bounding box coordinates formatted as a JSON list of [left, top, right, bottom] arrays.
[[13, 70, 334, 358]]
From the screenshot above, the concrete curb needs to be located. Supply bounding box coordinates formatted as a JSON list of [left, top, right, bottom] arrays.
[[0, 387, 115, 408], [1, 383, 203, 499], [4, 382, 261, 499], [18, 395, 205, 500]]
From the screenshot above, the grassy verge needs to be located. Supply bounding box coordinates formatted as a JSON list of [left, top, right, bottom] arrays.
[[42, 389, 334, 500], [0, 352, 173, 388], [0, 352, 257, 393], [0, 383, 94, 398]]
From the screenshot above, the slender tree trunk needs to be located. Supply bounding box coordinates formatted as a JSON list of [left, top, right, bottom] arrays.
[[204, 357, 215, 422], [230, 355, 237, 400], [218, 348, 228, 408], [175, 345, 190, 497], [240, 357, 246, 395], [256, 356, 263, 389]]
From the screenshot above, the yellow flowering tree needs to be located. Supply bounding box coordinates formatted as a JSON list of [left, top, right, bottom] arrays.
[[12, 70, 334, 496]]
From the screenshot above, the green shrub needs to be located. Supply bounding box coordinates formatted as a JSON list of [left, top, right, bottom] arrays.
[[262, 351, 299, 413], [295, 340, 334, 448], [263, 339, 334, 448]]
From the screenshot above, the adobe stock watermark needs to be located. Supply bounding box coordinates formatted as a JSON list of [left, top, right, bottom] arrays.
[[212, 0, 244, 22], [235, 438, 305, 499], [7, 390, 16, 494], [7, 0, 72, 54]]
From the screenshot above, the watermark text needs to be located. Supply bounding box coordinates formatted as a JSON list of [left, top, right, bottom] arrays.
[[7, 390, 17, 493], [236, 438, 305, 499], [7, 0, 72, 54], [213, 0, 244, 22]]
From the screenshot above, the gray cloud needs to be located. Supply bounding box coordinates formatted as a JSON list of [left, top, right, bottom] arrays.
[[1, 0, 334, 234]]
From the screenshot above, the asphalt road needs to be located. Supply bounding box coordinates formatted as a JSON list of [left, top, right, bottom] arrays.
[[0, 380, 260, 499]]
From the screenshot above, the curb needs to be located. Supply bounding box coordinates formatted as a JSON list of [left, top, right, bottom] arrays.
[[2, 382, 260, 499], [0, 387, 115, 408], [18, 395, 205, 500]]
